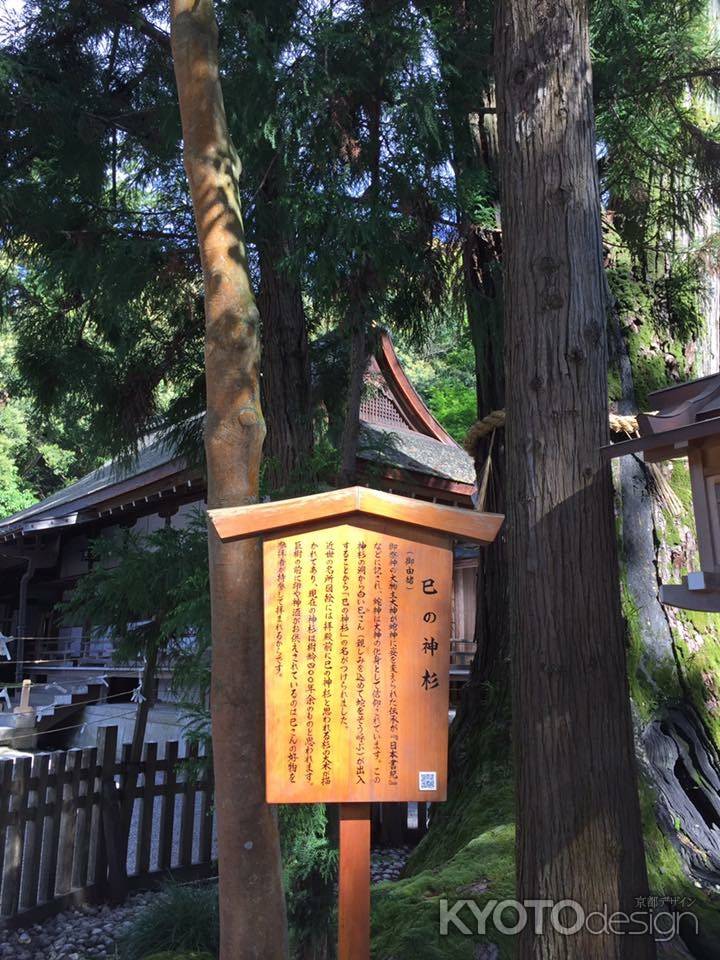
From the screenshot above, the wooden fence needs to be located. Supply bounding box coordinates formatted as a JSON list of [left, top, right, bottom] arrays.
[[0, 728, 428, 928], [0, 727, 215, 927]]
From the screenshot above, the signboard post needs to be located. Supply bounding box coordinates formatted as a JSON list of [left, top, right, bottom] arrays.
[[209, 486, 503, 960]]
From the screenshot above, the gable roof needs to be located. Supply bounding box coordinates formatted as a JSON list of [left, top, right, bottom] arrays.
[[358, 423, 475, 485], [209, 485, 502, 544], [0, 332, 476, 541], [0, 431, 186, 537], [606, 372, 720, 461]]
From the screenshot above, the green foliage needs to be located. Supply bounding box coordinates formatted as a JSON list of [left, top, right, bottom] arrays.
[[117, 810, 338, 960], [0, 399, 36, 516], [593, 0, 719, 424], [607, 250, 702, 408], [399, 325, 477, 443], [0, 332, 93, 513], [0, 0, 204, 461], [62, 517, 207, 663], [593, 0, 720, 262], [118, 883, 219, 960], [61, 513, 212, 752], [372, 760, 515, 960], [261, 435, 341, 503], [457, 167, 498, 231], [279, 804, 338, 959], [274, 0, 459, 339]]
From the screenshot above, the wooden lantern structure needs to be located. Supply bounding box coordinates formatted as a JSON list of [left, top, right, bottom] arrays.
[[208, 486, 503, 960], [606, 373, 720, 611]]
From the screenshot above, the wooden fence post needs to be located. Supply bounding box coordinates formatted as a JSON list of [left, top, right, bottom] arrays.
[[1, 756, 31, 917], [179, 740, 198, 867], [73, 746, 97, 888], [0, 760, 14, 914], [96, 726, 127, 905], [44, 750, 67, 902], [20, 752, 50, 911], [158, 739, 179, 871], [198, 752, 214, 866], [137, 742, 157, 876], [0, 726, 217, 925]]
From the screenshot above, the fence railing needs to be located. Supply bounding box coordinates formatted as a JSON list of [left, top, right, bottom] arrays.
[[20, 636, 122, 668], [20, 636, 475, 670], [0, 727, 215, 927]]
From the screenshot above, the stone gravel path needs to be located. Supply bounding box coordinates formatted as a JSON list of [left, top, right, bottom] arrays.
[[0, 847, 411, 960], [371, 845, 411, 884], [0, 892, 153, 960]]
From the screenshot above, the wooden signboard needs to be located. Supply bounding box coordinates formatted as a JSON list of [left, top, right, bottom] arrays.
[[263, 520, 452, 804], [209, 486, 503, 960]]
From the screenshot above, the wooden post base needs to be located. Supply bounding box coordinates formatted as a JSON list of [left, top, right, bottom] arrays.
[[338, 803, 371, 960]]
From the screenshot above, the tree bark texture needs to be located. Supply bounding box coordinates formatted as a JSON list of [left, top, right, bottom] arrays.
[[495, 2, 654, 958], [431, 0, 509, 763], [339, 317, 370, 485], [257, 160, 313, 493], [338, 0, 385, 485], [457, 92, 507, 700], [169, 4, 288, 959]]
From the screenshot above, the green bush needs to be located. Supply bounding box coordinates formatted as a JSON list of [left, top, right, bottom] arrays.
[[280, 804, 338, 959], [118, 883, 219, 960]]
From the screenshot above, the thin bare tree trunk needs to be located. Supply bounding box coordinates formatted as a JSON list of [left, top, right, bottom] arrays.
[[495, 2, 654, 958], [120, 642, 159, 872], [169, 4, 288, 959]]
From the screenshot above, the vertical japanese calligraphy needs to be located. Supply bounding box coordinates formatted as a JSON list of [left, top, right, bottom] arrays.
[[356, 539, 367, 785], [264, 523, 452, 803], [340, 541, 350, 728], [306, 541, 318, 783], [275, 540, 286, 677], [388, 542, 400, 786], [372, 541, 383, 785], [322, 541, 334, 786], [288, 541, 302, 783]]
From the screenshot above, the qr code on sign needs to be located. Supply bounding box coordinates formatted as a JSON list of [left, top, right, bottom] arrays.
[[419, 771, 437, 791]]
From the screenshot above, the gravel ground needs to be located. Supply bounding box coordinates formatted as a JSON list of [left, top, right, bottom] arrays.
[[0, 847, 411, 959], [0, 892, 153, 960], [370, 845, 411, 884]]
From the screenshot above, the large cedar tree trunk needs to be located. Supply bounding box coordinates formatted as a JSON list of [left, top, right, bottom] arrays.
[[495, 2, 654, 958], [170, 4, 288, 959], [339, 313, 370, 485], [453, 76, 507, 714], [257, 160, 313, 492], [338, 1, 386, 485], [429, 1, 509, 774]]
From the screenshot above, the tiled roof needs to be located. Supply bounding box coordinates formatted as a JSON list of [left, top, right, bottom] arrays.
[[358, 423, 476, 485], [0, 431, 182, 535], [0, 330, 477, 535]]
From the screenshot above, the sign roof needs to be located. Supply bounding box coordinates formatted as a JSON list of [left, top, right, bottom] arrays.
[[208, 486, 503, 544]]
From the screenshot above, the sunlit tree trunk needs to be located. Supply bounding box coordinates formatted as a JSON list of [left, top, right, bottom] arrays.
[[169, 4, 288, 958], [495, 1, 654, 957]]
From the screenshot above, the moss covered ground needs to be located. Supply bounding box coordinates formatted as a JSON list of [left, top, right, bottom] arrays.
[[371, 760, 719, 959], [372, 769, 515, 959]]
